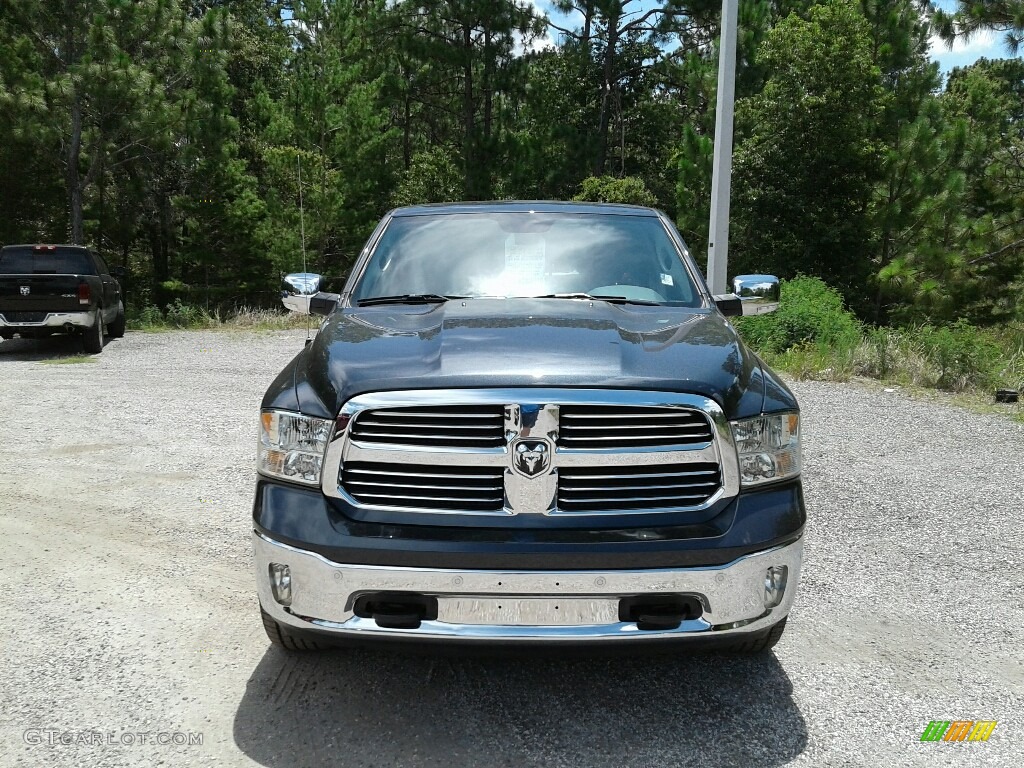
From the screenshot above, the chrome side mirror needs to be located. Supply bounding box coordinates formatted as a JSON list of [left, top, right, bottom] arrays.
[[732, 274, 780, 316], [281, 272, 322, 314]]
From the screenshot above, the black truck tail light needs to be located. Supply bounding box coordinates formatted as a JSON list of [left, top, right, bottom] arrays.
[[77, 282, 91, 305]]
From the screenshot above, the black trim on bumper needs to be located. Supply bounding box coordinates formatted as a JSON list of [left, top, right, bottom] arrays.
[[252, 478, 805, 570]]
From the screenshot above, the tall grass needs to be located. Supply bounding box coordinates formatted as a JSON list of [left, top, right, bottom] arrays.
[[127, 300, 310, 331], [735, 277, 1024, 394]]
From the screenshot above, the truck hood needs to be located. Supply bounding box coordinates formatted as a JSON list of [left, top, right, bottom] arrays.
[[286, 299, 779, 420]]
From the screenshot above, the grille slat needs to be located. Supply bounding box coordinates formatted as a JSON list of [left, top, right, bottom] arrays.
[[561, 480, 719, 492], [346, 468, 496, 480], [357, 420, 500, 430], [563, 493, 714, 504], [559, 469, 718, 481], [558, 405, 713, 449], [558, 423, 711, 431], [355, 492, 504, 503], [349, 405, 505, 448], [560, 412, 690, 421], [341, 461, 504, 512], [370, 410, 503, 419], [347, 480, 502, 492], [558, 462, 721, 512], [353, 431, 500, 443]]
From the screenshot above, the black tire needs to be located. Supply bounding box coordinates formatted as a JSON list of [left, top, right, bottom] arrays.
[[108, 302, 126, 338], [722, 617, 787, 654], [260, 606, 331, 651], [82, 308, 104, 353]]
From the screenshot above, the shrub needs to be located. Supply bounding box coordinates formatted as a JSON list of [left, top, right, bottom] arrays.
[[915, 321, 1000, 391], [164, 299, 214, 328], [736, 278, 1016, 394], [735, 276, 863, 356], [573, 176, 659, 207]]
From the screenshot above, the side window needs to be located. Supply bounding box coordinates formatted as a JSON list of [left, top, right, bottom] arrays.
[[92, 252, 110, 276]]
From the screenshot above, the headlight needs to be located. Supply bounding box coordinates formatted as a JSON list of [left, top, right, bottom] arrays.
[[258, 410, 333, 486], [730, 412, 800, 487]]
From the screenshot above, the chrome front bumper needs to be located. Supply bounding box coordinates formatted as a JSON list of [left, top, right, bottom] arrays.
[[0, 310, 95, 329], [254, 531, 803, 642]]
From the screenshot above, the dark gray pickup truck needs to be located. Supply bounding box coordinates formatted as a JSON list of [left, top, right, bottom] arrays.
[[0, 244, 126, 353], [255, 202, 804, 653]]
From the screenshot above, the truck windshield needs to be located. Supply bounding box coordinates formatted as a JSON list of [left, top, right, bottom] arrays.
[[352, 212, 703, 306], [0, 247, 95, 275]]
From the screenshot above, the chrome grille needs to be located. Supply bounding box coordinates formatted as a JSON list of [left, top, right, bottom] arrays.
[[325, 389, 736, 519], [558, 463, 721, 512], [558, 405, 714, 449], [349, 405, 505, 448], [341, 462, 504, 512]]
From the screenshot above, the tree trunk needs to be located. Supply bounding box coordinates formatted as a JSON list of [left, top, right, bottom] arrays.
[[67, 95, 85, 244], [462, 22, 476, 199], [594, 22, 619, 177], [402, 64, 412, 170]]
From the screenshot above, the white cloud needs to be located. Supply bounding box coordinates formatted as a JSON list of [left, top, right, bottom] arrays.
[[513, 0, 557, 56], [927, 28, 1023, 73], [929, 28, 1000, 57]]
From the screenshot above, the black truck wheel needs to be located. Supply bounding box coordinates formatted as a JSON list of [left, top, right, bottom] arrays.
[[83, 309, 104, 353], [108, 302, 126, 338], [260, 606, 331, 651]]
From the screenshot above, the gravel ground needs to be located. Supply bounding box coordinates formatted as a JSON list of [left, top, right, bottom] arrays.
[[0, 329, 1021, 768]]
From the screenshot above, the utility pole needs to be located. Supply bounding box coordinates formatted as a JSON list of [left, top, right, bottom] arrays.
[[707, 0, 738, 296]]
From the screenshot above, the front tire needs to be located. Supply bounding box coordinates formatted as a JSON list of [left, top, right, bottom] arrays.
[[260, 606, 331, 651], [83, 308, 104, 353]]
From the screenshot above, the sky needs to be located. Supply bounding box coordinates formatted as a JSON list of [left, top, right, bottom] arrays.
[[928, 0, 1018, 73]]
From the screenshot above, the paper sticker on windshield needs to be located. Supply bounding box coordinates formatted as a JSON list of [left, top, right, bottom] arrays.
[[660, 273, 674, 286], [505, 234, 546, 278]]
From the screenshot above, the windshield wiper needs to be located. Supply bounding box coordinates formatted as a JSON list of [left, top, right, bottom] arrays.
[[530, 293, 661, 306], [357, 293, 468, 307]]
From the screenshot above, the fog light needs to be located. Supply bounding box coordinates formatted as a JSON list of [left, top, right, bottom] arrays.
[[269, 563, 292, 606], [764, 565, 788, 609]]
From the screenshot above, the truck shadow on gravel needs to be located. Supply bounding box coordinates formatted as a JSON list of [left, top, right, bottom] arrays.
[[0, 335, 110, 360], [233, 646, 806, 767]]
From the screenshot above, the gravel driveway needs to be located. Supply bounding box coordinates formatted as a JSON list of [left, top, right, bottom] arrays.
[[1, 330, 1021, 768]]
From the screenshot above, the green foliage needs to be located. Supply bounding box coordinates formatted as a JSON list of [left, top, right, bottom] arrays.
[[675, 123, 713, 264], [914, 321, 1001, 391], [731, 0, 883, 309], [392, 149, 464, 207], [736, 279, 1021, 393], [0, 0, 1021, 345], [127, 300, 216, 330], [573, 176, 658, 207]]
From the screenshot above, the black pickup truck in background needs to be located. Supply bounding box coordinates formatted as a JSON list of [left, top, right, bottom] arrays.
[[0, 244, 126, 353]]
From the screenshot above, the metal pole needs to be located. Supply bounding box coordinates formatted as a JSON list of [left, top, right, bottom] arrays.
[[707, 0, 738, 296]]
